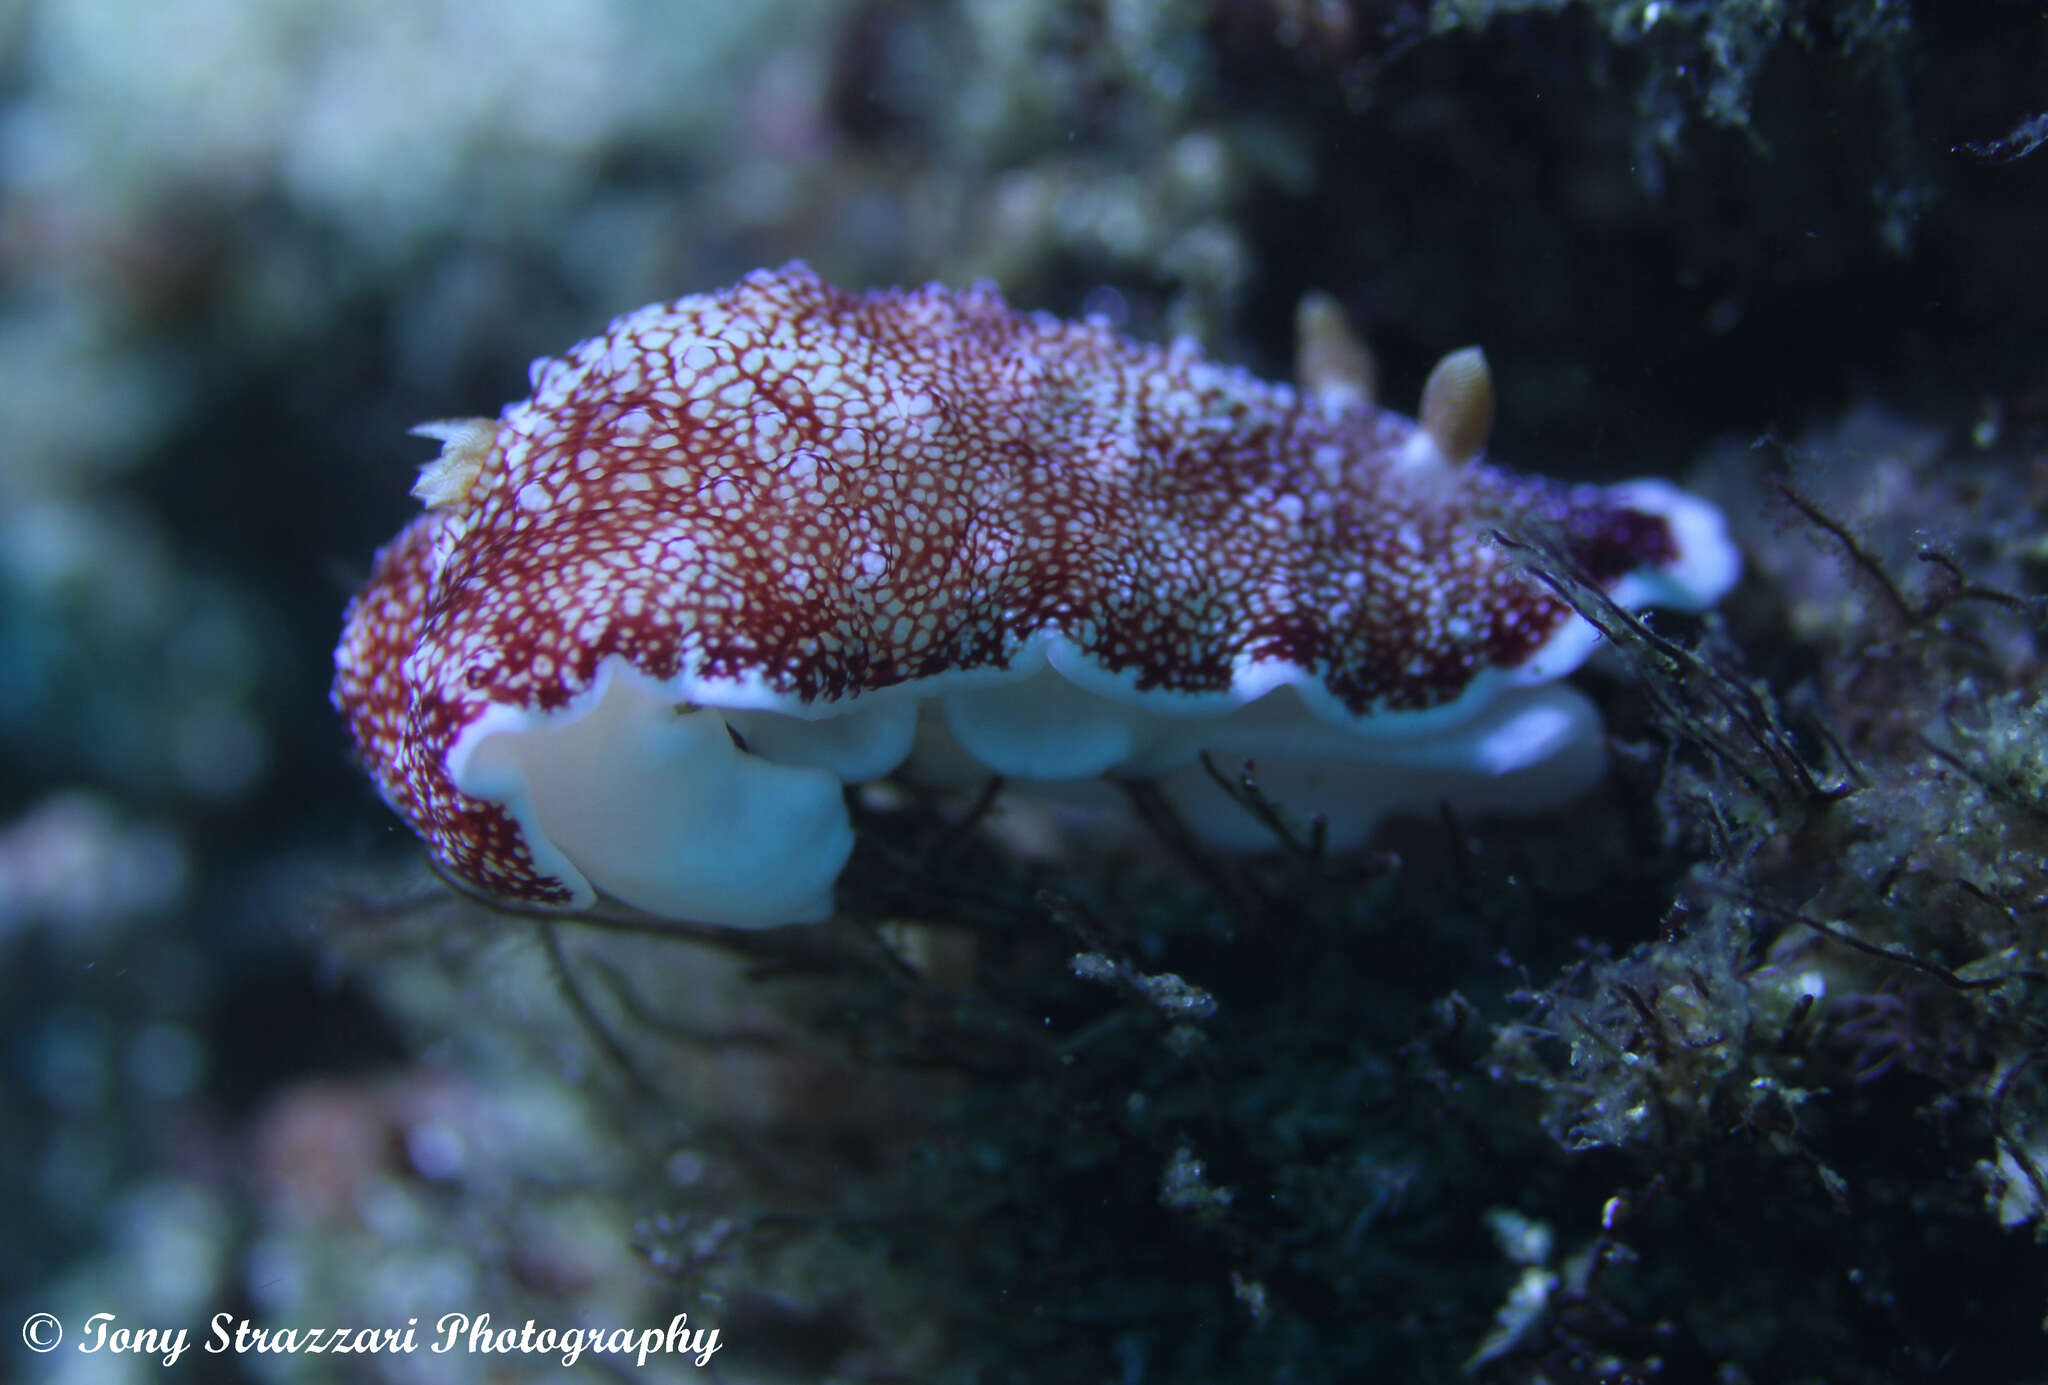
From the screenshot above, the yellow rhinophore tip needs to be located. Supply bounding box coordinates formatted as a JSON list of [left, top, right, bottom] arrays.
[[1293, 291, 1377, 410], [1417, 347, 1494, 465]]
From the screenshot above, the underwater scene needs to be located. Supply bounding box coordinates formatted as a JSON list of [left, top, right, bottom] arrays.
[[4, 1, 2047, 1381]]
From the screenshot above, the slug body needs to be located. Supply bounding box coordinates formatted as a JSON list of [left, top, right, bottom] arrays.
[[333, 264, 1737, 926]]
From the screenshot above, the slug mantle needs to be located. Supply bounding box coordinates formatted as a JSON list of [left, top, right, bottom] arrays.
[[333, 263, 1738, 926]]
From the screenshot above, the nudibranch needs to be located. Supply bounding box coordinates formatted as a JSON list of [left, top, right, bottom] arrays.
[[333, 263, 1737, 927]]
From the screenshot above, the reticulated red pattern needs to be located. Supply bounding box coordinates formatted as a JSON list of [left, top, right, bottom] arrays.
[[333, 263, 1678, 905]]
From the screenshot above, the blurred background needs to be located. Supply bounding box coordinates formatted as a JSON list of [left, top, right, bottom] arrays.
[[3, 1, 2046, 1381]]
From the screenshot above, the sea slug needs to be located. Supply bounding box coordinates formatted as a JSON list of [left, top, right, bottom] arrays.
[[333, 264, 1738, 926]]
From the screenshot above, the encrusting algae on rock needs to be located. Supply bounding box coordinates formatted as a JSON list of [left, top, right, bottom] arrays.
[[333, 263, 1739, 926]]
